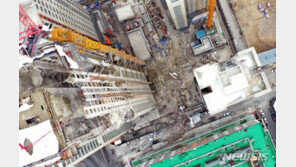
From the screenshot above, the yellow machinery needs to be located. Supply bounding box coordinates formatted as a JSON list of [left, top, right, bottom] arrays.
[[50, 27, 145, 65]]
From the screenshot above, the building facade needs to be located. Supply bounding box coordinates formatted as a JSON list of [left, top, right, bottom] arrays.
[[19, 41, 157, 166], [20, 0, 100, 41], [131, 115, 276, 167], [165, 0, 188, 29], [19, 1, 157, 166], [165, 0, 208, 29], [67, 58, 156, 121], [185, 0, 208, 15]]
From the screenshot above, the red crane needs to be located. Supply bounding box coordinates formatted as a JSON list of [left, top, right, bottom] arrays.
[[19, 4, 42, 41], [19, 120, 67, 150]]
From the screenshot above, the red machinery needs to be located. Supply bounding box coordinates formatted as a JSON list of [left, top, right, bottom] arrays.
[[19, 4, 42, 41], [19, 4, 46, 57]]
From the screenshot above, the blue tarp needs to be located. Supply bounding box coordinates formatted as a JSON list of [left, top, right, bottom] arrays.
[[258, 48, 276, 66], [160, 38, 169, 46], [117, 42, 121, 49], [196, 30, 206, 40]]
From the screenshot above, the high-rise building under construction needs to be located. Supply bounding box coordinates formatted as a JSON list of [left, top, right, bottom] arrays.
[[18, 1, 158, 166], [164, 0, 208, 29], [20, 0, 103, 41]]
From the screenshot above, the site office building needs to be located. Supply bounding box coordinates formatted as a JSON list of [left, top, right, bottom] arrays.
[[23, 0, 99, 41]]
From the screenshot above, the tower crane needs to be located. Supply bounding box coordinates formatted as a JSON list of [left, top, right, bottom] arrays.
[[19, 4, 42, 41], [18, 5, 145, 65], [206, 0, 217, 28], [19, 4, 44, 57], [196, 0, 217, 28]]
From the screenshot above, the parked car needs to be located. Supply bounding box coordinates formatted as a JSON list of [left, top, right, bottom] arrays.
[[233, 39, 238, 47], [209, 117, 216, 122], [263, 117, 268, 124], [226, 21, 230, 27], [269, 97, 276, 106], [223, 112, 230, 117], [148, 133, 154, 141], [152, 140, 159, 145], [42, 22, 53, 31]]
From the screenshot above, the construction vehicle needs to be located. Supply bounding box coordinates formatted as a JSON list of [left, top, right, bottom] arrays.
[[19, 5, 145, 66]]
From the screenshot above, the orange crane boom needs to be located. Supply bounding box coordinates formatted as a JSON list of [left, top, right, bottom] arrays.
[[206, 0, 216, 28], [50, 27, 145, 65], [195, 0, 216, 28], [19, 5, 144, 65]]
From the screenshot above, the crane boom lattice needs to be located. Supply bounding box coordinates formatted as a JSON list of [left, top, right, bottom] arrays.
[[206, 0, 216, 28], [50, 27, 145, 65], [19, 5, 42, 41]]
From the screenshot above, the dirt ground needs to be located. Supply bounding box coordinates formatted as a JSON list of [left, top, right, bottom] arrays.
[[229, 0, 276, 53]]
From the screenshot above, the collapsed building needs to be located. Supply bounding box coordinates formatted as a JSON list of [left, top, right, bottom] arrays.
[[19, 40, 158, 166], [19, 1, 158, 166]]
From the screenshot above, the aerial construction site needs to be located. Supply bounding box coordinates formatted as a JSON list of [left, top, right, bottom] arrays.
[[18, 0, 276, 167]]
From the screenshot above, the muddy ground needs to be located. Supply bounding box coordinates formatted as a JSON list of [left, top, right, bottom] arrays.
[[229, 0, 276, 52]]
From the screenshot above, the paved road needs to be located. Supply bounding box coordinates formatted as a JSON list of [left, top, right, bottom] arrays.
[[263, 107, 276, 146], [227, 87, 276, 144], [218, 0, 248, 52], [79, 148, 120, 167]]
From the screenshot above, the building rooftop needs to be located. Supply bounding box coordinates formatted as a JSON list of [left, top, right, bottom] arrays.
[[132, 116, 275, 167], [191, 36, 214, 55], [127, 28, 151, 61], [193, 47, 272, 115], [258, 48, 276, 67], [115, 4, 136, 22], [19, 120, 60, 167], [195, 30, 206, 39]]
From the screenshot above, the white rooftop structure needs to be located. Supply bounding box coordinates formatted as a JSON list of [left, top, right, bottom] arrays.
[[127, 28, 151, 61], [191, 36, 214, 55], [19, 120, 60, 167], [193, 47, 271, 115], [115, 5, 136, 22]]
